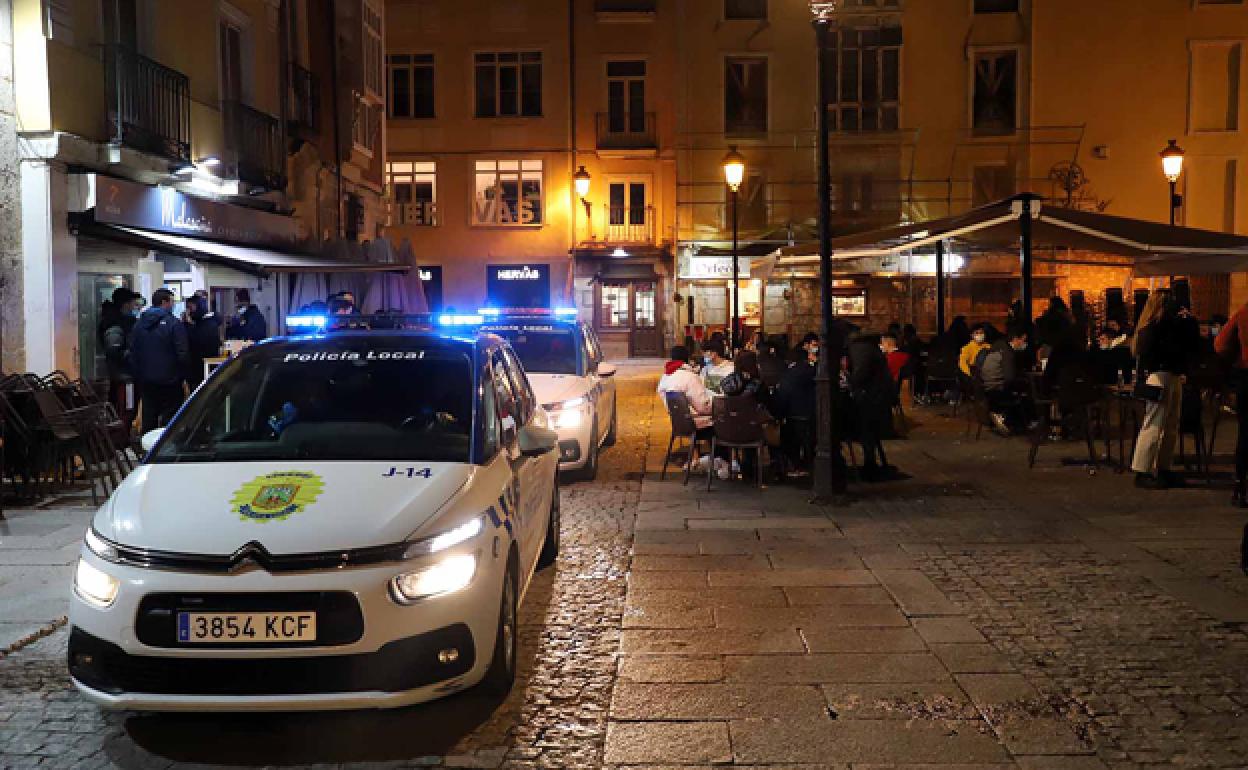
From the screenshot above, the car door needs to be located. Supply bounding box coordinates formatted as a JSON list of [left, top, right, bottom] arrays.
[[585, 325, 615, 432], [495, 348, 548, 577]]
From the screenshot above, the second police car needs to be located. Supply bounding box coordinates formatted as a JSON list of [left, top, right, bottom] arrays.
[[476, 308, 618, 480], [68, 320, 561, 710]]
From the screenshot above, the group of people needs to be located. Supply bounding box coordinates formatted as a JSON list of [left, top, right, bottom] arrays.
[[656, 324, 909, 484], [97, 287, 269, 435]]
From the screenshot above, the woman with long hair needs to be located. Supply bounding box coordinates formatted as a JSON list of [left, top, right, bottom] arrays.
[[1130, 291, 1192, 489]]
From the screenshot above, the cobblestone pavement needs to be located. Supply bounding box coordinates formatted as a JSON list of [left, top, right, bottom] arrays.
[[0, 363, 660, 769], [4, 371, 1248, 769]]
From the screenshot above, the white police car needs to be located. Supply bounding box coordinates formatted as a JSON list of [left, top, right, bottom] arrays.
[[477, 309, 617, 480], [68, 325, 561, 711]]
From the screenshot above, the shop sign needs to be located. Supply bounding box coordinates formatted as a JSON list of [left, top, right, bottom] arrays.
[[419, 266, 443, 311], [93, 175, 300, 249], [679, 255, 752, 280], [487, 263, 550, 308]]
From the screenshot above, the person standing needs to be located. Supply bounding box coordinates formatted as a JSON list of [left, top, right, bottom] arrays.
[[98, 287, 141, 424], [848, 332, 897, 481], [226, 289, 267, 341], [129, 288, 190, 434], [1215, 302, 1248, 506], [1131, 291, 1196, 489], [183, 294, 221, 390]]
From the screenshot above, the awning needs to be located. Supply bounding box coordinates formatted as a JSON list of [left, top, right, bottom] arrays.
[[75, 222, 409, 276], [773, 195, 1248, 275]]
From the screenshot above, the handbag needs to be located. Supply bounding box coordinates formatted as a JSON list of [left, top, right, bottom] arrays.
[[1133, 369, 1163, 402]]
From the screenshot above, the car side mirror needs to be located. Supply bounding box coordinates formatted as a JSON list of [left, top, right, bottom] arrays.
[[140, 428, 166, 453], [518, 424, 558, 457], [597, 362, 617, 377]]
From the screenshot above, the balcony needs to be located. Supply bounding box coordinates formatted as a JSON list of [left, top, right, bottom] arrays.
[[595, 112, 657, 156], [105, 45, 191, 163], [605, 205, 655, 244], [594, 0, 656, 20], [223, 101, 286, 191], [288, 63, 319, 138]]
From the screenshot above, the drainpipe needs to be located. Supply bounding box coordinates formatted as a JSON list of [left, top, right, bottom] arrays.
[[328, 0, 343, 239]]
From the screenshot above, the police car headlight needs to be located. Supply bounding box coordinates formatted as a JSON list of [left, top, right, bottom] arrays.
[[74, 558, 119, 608], [390, 553, 478, 603], [402, 516, 484, 558]]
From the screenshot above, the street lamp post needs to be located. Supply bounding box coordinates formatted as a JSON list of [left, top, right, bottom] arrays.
[[811, 1, 848, 501], [722, 147, 745, 351], [1160, 139, 1185, 227]]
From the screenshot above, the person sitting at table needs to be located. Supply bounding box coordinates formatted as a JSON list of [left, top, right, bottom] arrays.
[[775, 345, 817, 477], [700, 338, 735, 391], [657, 345, 720, 474], [959, 324, 990, 377], [1090, 326, 1134, 385], [979, 326, 1034, 436], [719, 350, 778, 480]]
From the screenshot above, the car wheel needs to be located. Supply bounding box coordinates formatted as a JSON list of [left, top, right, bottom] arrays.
[[574, 421, 599, 481], [602, 399, 618, 447], [480, 552, 518, 696], [538, 474, 560, 568]]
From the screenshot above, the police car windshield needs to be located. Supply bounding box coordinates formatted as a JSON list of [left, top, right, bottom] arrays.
[[486, 326, 578, 375], [150, 339, 474, 463]]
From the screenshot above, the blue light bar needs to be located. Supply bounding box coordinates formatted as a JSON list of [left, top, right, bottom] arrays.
[[477, 307, 502, 316], [287, 315, 328, 329], [438, 313, 485, 326], [554, 307, 577, 318]]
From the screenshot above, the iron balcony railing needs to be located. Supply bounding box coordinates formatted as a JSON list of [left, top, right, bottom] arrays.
[[606, 205, 655, 244], [288, 63, 319, 136], [223, 100, 286, 191], [596, 112, 657, 151], [105, 45, 191, 163]]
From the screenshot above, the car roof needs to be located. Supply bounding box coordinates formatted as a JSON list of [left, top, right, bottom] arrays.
[[259, 329, 503, 353], [480, 315, 582, 328]]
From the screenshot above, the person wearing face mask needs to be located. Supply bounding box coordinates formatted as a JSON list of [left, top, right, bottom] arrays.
[[700, 339, 735, 392], [225, 288, 268, 342], [183, 295, 222, 389], [98, 287, 142, 425], [959, 324, 990, 378], [978, 326, 1034, 435]]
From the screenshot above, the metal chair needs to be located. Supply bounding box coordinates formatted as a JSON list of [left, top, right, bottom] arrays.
[[660, 391, 707, 485], [708, 395, 769, 490]]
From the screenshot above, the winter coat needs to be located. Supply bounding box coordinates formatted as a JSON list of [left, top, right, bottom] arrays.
[[847, 337, 895, 412], [226, 304, 268, 341], [979, 339, 1019, 392], [657, 363, 713, 424], [128, 307, 190, 387], [775, 360, 816, 420], [187, 312, 222, 361]]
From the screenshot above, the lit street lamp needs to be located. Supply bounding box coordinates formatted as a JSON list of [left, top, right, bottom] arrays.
[[1160, 139, 1185, 227], [574, 165, 593, 238], [810, 0, 848, 501], [723, 146, 746, 351]]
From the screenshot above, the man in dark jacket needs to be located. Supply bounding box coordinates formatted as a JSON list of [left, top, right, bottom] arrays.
[[847, 332, 896, 480], [183, 294, 222, 390], [98, 287, 141, 421], [129, 288, 190, 433], [226, 289, 268, 341], [979, 326, 1033, 435]]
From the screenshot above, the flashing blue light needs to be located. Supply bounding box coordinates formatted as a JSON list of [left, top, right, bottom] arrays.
[[438, 313, 485, 326], [287, 314, 328, 329], [477, 307, 502, 316], [554, 307, 577, 318]]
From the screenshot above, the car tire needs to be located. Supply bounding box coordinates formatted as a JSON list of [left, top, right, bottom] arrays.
[[574, 421, 599, 481], [538, 474, 560, 568], [480, 551, 519, 696], [603, 399, 618, 447]]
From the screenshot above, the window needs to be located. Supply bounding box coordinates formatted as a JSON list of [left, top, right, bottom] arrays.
[[600, 283, 629, 328], [607, 61, 647, 134], [725, 0, 766, 19], [388, 54, 434, 118], [475, 52, 542, 117], [219, 15, 247, 104], [609, 181, 647, 227], [973, 0, 1019, 12], [387, 161, 437, 226], [725, 57, 768, 136], [1189, 42, 1242, 132], [826, 25, 901, 131], [972, 50, 1017, 136], [361, 0, 383, 100], [473, 160, 543, 226], [353, 98, 380, 155]]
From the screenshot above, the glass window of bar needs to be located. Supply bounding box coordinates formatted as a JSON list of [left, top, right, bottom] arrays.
[[473, 159, 544, 226], [387, 161, 437, 226], [388, 54, 434, 119], [475, 52, 543, 118]]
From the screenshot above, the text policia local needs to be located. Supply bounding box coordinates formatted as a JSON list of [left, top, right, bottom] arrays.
[[282, 351, 423, 363]]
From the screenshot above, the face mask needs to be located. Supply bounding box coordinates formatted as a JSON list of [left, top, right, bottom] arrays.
[[237, 305, 248, 314], [1015, 342, 1028, 352], [972, 333, 986, 343], [809, 347, 819, 357]]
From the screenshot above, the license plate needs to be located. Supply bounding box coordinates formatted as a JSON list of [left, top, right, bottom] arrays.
[[176, 611, 317, 643]]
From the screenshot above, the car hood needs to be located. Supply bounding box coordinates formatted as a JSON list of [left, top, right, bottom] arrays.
[[95, 461, 473, 554], [528, 373, 586, 408]]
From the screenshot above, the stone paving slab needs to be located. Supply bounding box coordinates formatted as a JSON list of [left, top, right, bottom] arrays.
[[822, 682, 977, 720], [617, 655, 724, 683], [611, 682, 829, 720], [603, 722, 732, 765], [713, 605, 910, 629], [708, 569, 878, 588], [721, 654, 953, 684], [730, 719, 1011, 764], [620, 628, 806, 655]]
